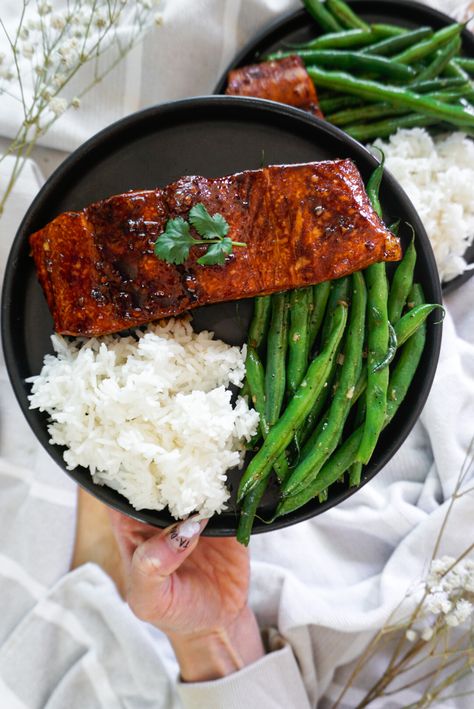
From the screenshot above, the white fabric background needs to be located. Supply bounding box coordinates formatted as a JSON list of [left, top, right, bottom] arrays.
[[1, 1, 473, 707]]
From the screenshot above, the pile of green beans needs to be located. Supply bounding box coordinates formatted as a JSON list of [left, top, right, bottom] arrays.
[[266, 0, 474, 141], [236, 162, 443, 545]]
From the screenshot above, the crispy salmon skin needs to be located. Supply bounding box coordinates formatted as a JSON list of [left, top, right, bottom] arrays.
[[30, 160, 401, 336]]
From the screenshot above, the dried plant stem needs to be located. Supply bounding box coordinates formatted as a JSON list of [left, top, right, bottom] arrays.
[[332, 433, 474, 708], [0, 0, 158, 217]]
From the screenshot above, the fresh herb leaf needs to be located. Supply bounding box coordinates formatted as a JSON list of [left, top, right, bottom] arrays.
[[197, 237, 233, 266], [154, 217, 194, 265], [189, 203, 229, 239], [154, 205, 245, 267]]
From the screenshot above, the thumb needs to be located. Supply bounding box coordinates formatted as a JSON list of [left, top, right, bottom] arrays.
[[127, 518, 207, 623]]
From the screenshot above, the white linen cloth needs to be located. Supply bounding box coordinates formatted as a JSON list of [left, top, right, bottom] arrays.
[[0, 1, 473, 707]]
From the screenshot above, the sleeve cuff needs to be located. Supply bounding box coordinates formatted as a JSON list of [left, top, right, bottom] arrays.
[[176, 643, 311, 709]]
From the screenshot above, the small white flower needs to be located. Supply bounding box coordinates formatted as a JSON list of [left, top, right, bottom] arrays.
[[41, 88, 52, 101], [465, 574, 474, 593], [19, 27, 29, 40], [58, 44, 79, 69], [71, 97, 81, 109], [424, 592, 452, 616], [154, 12, 163, 26], [445, 613, 460, 627], [21, 43, 35, 59], [0, 66, 14, 82], [94, 14, 107, 29], [427, 556, 456, 588], [406, 629, 418, 642], [454, 599, 473, 623], [141, 0, 154, 9], [38, 2, 52, 16], [49, 96, 68, 116], [51, 15, 66, 31], [421, 626, 434, 641], [52, 73, 66, 89]]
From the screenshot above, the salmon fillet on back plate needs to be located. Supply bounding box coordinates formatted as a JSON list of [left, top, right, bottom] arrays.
[[30, 160, 401, 336]]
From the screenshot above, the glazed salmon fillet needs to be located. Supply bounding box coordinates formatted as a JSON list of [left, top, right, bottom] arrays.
[[226, 55, 324, 118], [30, 160, 401, 336]]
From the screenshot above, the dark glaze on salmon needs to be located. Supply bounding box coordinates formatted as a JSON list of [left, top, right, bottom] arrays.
[[226, 55, 324, 118], [30, 160, 401, 336]]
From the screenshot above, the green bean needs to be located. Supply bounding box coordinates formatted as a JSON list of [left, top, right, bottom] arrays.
[[411, 76, 469, 92], [319, 94, 364, 113], [393, 23, 462, 65], [348, 396, 366, 486], [265, 292, 289, 427], [279, 49, 416, 80], [236, 478, 267, 546], [302, 0, 343, 32], [394, 303, 444, 347], [288, 287, 312, 395], [373, 321, 397, 372], [349, 461, 363, 487], [248, 295, 271, 351], [245, 347, 289, 488], [414, 36, 462, 83], [386, 284, 426, 424], [238, 348, 285, 545], [282, 272, 366, 497], [308, 281, 331, 353], [367, 157, 384, 218], [388, 235, 417, 324], [453, 57, 474, 74], [277, 292, 428, 516], [237, 301, 348, 501], [326, 0, 369, 31], [246, 347, 269, 437], [345, 113, 441, 141], [294, 373, 332, 452], [277, 426, 362, 516], [429, 88, 473, 102], [306, 66, 474, 129], [321, 277, 351, 345], [327, 102, 407, 126], [360, 26, 433, 56], [443, 61, 470, 81], [318, 488, 329, 503], [296, 276, 351, 451], [370, 24, 408, 38], [356, 161, 389, 465], [286, 28, 377, 51], [326, 85, 468, 125]]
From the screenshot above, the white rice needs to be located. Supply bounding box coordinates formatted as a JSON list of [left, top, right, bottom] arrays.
[[372, 128, 474, 282], [28, 317, 259, 519]]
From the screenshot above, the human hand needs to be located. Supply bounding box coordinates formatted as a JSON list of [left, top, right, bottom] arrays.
[[109, 511, 264, 681]]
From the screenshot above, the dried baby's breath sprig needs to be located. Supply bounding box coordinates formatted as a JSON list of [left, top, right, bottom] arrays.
[[0, 0, 162, 217], [332, 434, 474, 708]]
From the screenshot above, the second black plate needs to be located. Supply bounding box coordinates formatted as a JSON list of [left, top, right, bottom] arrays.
[[215, 0, 474, 293]]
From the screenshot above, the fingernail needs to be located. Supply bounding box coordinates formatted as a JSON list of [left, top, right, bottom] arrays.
[[167, 519, 203, 552]]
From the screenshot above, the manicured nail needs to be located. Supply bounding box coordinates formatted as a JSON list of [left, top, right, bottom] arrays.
[[167, 519, 202, 552]]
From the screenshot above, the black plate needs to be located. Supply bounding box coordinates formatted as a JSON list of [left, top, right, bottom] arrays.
[[1, 96, 442, 535], [215, 0, 474, 293]]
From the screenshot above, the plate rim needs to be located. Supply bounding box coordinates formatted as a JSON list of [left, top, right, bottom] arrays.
[[1, 94, 443, 535]]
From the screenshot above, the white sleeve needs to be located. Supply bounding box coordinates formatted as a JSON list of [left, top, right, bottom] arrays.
[[176, 643, 312, 709]]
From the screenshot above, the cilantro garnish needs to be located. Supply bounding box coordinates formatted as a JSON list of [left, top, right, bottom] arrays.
[[154, 203, 246, 266]]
